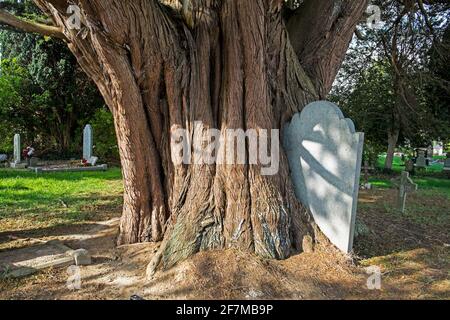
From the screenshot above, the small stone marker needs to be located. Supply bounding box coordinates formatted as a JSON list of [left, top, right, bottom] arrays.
[[83, 124, 93, 161], [392, 171, 418, 213], [361, 161, 373, 190], [415, 152, 427, 169], [284, 101, 364, 253]]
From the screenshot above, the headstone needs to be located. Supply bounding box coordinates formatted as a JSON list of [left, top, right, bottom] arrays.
[[13, 134, 21, 164], [284, 101, 364, 253], [433, 142, 444, 156], [392, 171, 418, 213], [10, 134, 27, 169], [83, 124, 93, 161], [415, 152, 427, 169], [444, 158, 450, 172], [0, 154, 7, 162], [361, 161, 373, 190]]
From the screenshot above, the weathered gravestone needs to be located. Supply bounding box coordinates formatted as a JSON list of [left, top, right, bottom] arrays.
[[416, 152, 427, 169], [13, 133, 21, 163], [391, 171, 418, 213], [443, 158, 450, 178], [10, 134, 26, 169], [361, 161, 374, 190], [444, 158, 450, 171], [83, 124, 93, 161], [284, 101, 364, 253]]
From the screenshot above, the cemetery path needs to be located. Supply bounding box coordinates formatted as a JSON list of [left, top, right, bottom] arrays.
[[0, 188, 449, 300]]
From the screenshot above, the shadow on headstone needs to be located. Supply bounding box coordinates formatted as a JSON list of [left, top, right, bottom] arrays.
[[284, 101, 364, 253]]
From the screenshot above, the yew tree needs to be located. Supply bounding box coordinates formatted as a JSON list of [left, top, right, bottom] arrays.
[[0, 0, 369, 274]]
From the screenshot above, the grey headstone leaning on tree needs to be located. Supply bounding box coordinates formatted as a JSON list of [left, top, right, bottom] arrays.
[[284, 101, 364, 254]]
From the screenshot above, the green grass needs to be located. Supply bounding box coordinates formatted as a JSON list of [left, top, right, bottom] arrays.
[[377, 155, 445, 173], [0, 168, 123, 232], [369, 175, 450, 198]]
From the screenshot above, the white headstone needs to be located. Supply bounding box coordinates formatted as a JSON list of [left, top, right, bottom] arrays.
[[83, 125, 93, 160], [284, 101, 364, 253], [433, 142, 443, 156], [13, 134, 21, 164]]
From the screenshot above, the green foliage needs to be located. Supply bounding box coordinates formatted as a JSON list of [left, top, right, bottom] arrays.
[[0, 1, 111, 159], [89, 108, 119, 160], [332, 1, 449, 157], [331, 61, 398, 163], [0, 58, 32, 153]]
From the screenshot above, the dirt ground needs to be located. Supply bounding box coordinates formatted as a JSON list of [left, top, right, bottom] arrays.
[[0, 189, 448, 300]]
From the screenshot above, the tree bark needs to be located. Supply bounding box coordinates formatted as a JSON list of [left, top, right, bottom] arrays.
[[385, 129, 400, 171], [12, 0, 369, 272]]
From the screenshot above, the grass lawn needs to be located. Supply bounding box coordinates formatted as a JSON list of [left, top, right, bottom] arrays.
[[0, 168, 123, 234], [368, 175, 450, 198], [377, 154, 445, 173]]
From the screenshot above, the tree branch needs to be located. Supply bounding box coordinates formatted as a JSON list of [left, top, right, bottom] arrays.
[[0, 9, 66, 40], [286, 0, 369, 98]]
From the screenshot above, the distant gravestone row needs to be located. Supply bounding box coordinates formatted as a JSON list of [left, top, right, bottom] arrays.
[[8, 124, 102, 171], [284, 101, 364, 253]]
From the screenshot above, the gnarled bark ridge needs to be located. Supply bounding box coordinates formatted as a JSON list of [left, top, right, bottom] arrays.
[[19, 0, 368, 273]]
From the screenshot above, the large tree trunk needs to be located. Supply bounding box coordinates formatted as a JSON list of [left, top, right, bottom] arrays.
[[30, 0, 368, 273]]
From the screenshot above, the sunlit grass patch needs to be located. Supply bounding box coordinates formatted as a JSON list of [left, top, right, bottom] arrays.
[[0, 168, 123, 232]]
